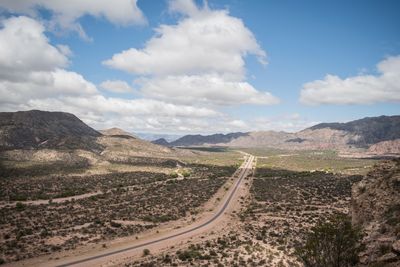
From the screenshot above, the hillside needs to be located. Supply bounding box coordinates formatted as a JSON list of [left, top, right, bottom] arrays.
[[351, 159, 400, 266], [0, 110, 102, 151], [309, 115, 400, 146], [368, 139, 400, 155]]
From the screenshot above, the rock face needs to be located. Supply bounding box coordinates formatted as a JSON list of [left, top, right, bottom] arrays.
[[368, 139, 400, 155], [351, 159, 400, 266], [0, 110, 102, 151]]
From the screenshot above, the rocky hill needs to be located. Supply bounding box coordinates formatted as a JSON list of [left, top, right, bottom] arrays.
[[0, 110, 102, 151], [368, 139, 400, 155], [351, 159, 400, 266], [310, 115, 400, 147]]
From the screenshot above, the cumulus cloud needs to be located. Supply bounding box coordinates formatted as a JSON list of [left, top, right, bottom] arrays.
[[100, 80, 134, 93], [0, 0, 146, 39], [0, 16, 217, 120], [250, 114, 318, 133], [0, 16, 97, 105], [104, 0, 276, 106], [0, 16, 225, 134], [139, 74, 279, 105], [168, 0, 201, 16], [103, 3, 266, 77], [0, 16, 68, 76], [0, 5, 282, 134], [5, 96, 225, 134], [300, 55, 400, 105], [24, 97, 219, 118]]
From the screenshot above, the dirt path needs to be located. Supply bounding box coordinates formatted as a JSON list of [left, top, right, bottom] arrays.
[[0, 173, 193, 208], [0, 191, 103, 208], [5, 153, 255, 267]]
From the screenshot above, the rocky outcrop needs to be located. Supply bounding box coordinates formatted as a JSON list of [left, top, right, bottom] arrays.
[[368, 139, 400, 155], [351, 159, 400, 266]]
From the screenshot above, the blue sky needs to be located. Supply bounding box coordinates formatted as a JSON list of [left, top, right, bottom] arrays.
[[0, 0, 399, 134]]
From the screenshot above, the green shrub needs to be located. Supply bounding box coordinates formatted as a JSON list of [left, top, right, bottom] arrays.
[[181, 169, 191, 178], [15, 202, 26, 211], [169, 172, 179, 178], [110, 221, 122, 228], [295, 214, 362, 267], [143, 248, 150, 256], [177, 249, 201, 261]]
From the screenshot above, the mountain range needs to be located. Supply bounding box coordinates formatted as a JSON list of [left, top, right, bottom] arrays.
[[152, 115, 400, 155], [0, 110, 399, 156]]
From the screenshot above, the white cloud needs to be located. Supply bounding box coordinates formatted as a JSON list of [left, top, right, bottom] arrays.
[[25, 96, 219, 118], [0, 7, 282, 135], [168, 0, 200, 16], [100, 80, 134, 93], [0, 16, 97, 105], [300, 55, 400, 105], [0, 16, 225, 134], [139, 74, 279, 105], [103, 0, 276, 107], [103, 1, 265, 77], [4, 96, 223, 134], [0, 0, 146, 39], [0, 16, 68, 76], [250, 114, 318, 133]]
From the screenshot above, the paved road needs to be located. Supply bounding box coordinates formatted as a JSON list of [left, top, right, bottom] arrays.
[[55, 154, 255, 267]]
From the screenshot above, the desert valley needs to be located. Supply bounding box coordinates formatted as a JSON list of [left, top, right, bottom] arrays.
[[0, 0, 399, 266], [0, 110, 399, 267]]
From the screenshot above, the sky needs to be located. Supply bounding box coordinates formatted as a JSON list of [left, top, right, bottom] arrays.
[[0, 0, 399, 134]]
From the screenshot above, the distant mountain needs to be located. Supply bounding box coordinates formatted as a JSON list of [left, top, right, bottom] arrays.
[[152, 138, 170, 146], [135, 132, 182, 142], [1, 111, 398, 155], [169, 132, 248, 146], [308, 115, 400, 146], [100, 127, 137, 139], [165, 115, 400, 154], [0, 110, 102, 151]]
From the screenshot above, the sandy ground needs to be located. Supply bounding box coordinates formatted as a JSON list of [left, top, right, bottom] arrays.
[[4, 154, 255, 267]]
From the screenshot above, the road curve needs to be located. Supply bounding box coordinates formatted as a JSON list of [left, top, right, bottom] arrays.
[[56, 154, 255, 267]]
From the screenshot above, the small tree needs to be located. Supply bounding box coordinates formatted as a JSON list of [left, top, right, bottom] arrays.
[[296, 214, 362, 267], [169, 172, 179, 178], [182, 170, 191, 178], [143, 248, 150, 257], [15, 202, 25, 211]]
